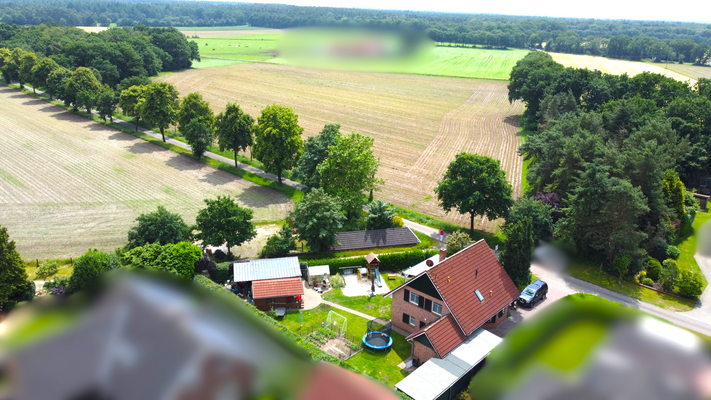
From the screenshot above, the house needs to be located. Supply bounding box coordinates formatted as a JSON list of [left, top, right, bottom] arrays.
[[232, 256, 304, 312], [385, 240, 519, 361], [384, 240, 520, 400], [332, 227, 420, 252]]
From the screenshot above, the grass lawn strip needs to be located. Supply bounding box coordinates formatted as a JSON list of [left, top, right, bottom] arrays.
[[675, 211, 710, 288], [322, 289, 392, 319]]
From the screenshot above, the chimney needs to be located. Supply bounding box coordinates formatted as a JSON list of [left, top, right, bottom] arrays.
[[439, 247, 447, 263]]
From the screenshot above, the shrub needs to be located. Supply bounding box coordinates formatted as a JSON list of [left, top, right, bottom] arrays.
[[36, 263, 59, 279], [660, 259, 680, 292], [638, 270, 647, 280], [44, 276, 69, 292], [446, 231, 473, 255], [677, 271, 703, 299], [212, 262, 232, 283], [259, 224, 296, 258], [613, 254, 632, 283], [392, 216, 404, 227], [646, 258, 663, 281], [330, 273, 345, 289], [193, 274, 226, 292], [642, 277, 654, 286], [646, 236, 668, 262], [665, 245, 680, 260], [195, 256, 217, 278], [67, 249, 120, 294]]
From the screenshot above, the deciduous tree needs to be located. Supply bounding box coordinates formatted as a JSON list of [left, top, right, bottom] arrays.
[[318, 132, 382, 218], [293, 123, 341, 190], [293, 188, 345, 252], [96, 86, 118, 122], [195, 196, 256, 254], [122, 242, 201, 280], [126, 206, 191, 249], [30, 57, 60, 95], [435, 153, 514, 232], [64, 67, 101, 111], [183, 119, 214, 159], [46, 67, 70, 101], [119, 84, 146, 131], [214, 102, 254, 165], [18, 52, 38, 92], [252, 104, 304, 183], [136, 82, 179, 142], [260, 224, 297, 258], [506, 197, 554, 243], [177, 92, 214, 134], [0, 225, 34, 303]]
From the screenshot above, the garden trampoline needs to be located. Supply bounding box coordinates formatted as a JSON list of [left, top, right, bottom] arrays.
[[363, 320, 393, 350]]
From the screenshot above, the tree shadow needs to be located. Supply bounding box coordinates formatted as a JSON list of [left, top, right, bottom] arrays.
[[128, 140, 162, 155], [36, 105, 61, 113], [22, 98, 47, 107], [235, 185, 293, 209], [504, 115, 520, 127], [107, 132, 135, 142], [164, 153, 203, 171]]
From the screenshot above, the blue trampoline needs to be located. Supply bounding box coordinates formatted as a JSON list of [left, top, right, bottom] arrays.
[[363, 320, 393, 350]]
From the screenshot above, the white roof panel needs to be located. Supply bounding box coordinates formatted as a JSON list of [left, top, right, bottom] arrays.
[[402, 255, 440, 278], [395, 329, 501, 400], [307, 265, 330, 277], [233, 257, 301, 282]]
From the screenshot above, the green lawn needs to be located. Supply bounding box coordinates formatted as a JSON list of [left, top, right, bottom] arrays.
[[178, 26, 271, 32], [24, 258, 74, 280], [189, 34, 280, 62], [568, 259, 696, 312], [279, 303, 411, 387], [408, 47, 529, 80], [675, 211, 710, 288], [322, 289, 392, 319]]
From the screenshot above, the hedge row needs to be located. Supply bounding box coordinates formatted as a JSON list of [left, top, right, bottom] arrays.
[[193, 274, 226, 292], [303, 250, 439, 275], [212, 262, 233, 283]]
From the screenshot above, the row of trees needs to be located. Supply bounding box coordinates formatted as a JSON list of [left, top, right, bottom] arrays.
[[0, 24, 200, 87], [1, 2, 710, 61], [503, 51, 707, 296]]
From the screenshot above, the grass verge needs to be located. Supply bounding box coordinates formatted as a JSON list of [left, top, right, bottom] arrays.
[[675, 211, 710, 288], [567, 258, 696, 312]]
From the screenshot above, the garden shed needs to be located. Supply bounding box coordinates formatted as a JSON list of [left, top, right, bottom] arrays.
[[306, 265, 330, 284], [232, 257, 304, 312]]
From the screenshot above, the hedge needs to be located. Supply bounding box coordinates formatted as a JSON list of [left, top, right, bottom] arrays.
[[212, 262, 233, 283], [194, 274, 227, 292], [303, 250, 438, 275]]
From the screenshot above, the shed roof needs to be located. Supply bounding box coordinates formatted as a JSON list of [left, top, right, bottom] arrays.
[[252, 277, 304, 299], [365, 252, 379, 264], [307, 265, 330, 278], [396, 329, 501, 400], [233, 257, 301, 282], [332, 227, 420, 252]]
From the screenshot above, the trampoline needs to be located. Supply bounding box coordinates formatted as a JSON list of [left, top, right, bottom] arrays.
[[363, 320, 393, 350]]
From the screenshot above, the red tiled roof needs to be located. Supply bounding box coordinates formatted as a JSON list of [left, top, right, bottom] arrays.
[[427, 240, 520, 335], [406, 314, 466, 358], [252, 277, 304, 299]]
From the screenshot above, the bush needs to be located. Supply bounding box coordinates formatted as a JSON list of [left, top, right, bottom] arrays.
[[14, 280, 35, 302], [646, 236, 668, 262], [195, 256, 217, 278], [259, 224, 296, 258], [446, 231, 473, 255], [677, 271, 703, 299], [660, 259, 680, 292], [44, 276, 69, 292], [330, 273, 345, 289], [638, 270, 647, 280], [666, 245, 680, 260], [642, 277, 655, 286], [67, 249, 120, 294], [212, 262, 232, 283], [392, 216, 404, 227], [646, 258, 663, 281], [36, 263, 59, 279]]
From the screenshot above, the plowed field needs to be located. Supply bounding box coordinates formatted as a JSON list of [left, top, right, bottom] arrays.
[[157, 64, 524, 230], [0, 86, 293, 259]]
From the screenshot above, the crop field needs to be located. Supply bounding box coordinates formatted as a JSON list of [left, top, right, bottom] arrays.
[[76, 26, 108, 33], [550, 52, 696, 84], [659, 63, 711, 80], [0, 86, 293, 259], [178, 26, 282, 37], [188, 32, 528, 80], [157, 63, 524, 230]]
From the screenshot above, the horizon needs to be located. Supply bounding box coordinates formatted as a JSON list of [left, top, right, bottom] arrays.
[[227, 0, 711, 24]]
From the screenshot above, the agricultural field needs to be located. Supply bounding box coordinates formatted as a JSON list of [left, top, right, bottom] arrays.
[[187, 32, 528, 80], [550, 52, 696, 84], [0, 86, 293, 259], [178, 26, 281, 37], [657, 63, 711, 80], [75, 26, 108, 33], [156, 63, 524, 230]]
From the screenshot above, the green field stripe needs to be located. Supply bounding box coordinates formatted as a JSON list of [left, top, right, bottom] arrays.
[[0, 167, 26, 188]]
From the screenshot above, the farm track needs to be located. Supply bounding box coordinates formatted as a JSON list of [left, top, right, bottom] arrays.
[[158, 63, 524, 230], [0, 86, 293, 259]]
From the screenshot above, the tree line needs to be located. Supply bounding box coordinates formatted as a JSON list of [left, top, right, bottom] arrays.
[[0, 24, 200, 87], [503, 51, 708, 298], [1, 1, 710, 63]]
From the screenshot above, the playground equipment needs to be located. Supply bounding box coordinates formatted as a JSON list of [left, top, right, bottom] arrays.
[[374, 268, 383, 287], [326, 310, 347, 336], [362, 320, 393, 351]]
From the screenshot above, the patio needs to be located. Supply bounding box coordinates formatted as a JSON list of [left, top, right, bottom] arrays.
[[342, 274, 392, 297]]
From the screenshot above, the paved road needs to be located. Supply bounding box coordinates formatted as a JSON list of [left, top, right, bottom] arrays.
[[402, 219, 447, 244]]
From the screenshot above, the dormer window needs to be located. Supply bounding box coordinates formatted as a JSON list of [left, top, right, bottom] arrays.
[[475, 289, 484, 302]]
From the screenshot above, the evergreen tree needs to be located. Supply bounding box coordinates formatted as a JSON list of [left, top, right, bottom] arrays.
[[500, 217, 534, 289], [0, 225, 33, 303]]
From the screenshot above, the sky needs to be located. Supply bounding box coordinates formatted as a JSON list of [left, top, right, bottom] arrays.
[[240, 0, 711, 24]]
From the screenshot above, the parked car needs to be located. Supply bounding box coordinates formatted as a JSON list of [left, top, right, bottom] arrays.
[[518, 280, 548, 307]]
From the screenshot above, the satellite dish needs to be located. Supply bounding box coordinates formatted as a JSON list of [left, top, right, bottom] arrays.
[[426, 260, 434, 267]]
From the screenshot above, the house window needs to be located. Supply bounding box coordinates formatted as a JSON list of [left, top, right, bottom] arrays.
[[498, 308, 505, 319], [489, 315, 496, 324], [409, 315, 416, 326], [432, 302, 443, 315], [475, 289, 484, 302], [410, 292, 420, 305]]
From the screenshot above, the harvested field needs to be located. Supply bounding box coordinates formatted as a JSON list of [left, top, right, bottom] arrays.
[[76, 26, 108, 33], [157, 64, 524, 230], [660, 63, 711, 80], [0, 86, 293, 259], [550, 52, 696, 84]]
